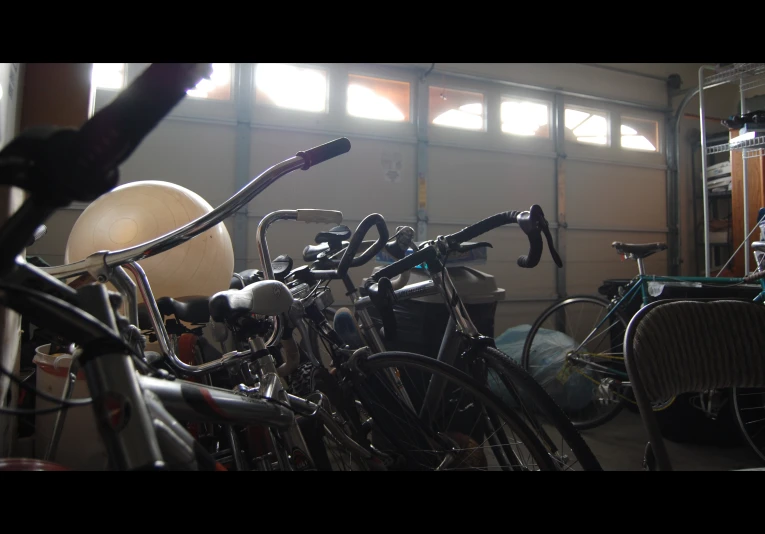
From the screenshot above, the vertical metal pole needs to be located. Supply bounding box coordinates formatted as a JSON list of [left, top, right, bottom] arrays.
[[233, 63, 254, 273], [416, 79, 429, 242], [698, 66, 712, 277], [741, 80, 750, 274], [665, 113, 679, 276], [553, 94, 567, 300]]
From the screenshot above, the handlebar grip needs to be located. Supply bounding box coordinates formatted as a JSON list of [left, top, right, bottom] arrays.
[[446, 211, 518, 246], [296, 209, 343, 225], [76, 64, 211, 192], [336, 214, 389, 277], [296, 138, 351, 170]]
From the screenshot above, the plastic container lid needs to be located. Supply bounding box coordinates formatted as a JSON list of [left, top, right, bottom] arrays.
[[371, 265, 505, 304]]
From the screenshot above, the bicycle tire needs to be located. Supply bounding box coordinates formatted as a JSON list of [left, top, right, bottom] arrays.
[[521, 295, 627, 430], [478, 346, 602, 470], [731, 386, 765, 465], [355, 351, 558, 471]]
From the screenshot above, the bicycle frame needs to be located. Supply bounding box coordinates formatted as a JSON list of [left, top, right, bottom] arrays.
[[571, 272, 765, 374]]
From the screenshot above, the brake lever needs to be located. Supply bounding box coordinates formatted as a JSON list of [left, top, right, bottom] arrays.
[[365, 277, 397, 342], [519, 205, 562, 268], [541, 223, 562, 268]]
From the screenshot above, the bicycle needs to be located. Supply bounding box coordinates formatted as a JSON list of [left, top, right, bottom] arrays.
[[241, 209, 562, 470], [521, 239, 765, 464], [282, 207, 603, 470], [2, 63, 555, 471]]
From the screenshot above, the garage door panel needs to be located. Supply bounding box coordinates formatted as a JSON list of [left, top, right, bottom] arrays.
[[565, 161, 666, 228], [119, 121, 237, 209], [26, 210, 82, 263], [566, 230, 668, 263], [428, 147, 555, 222], [565, 229, 666, 295], [428, 223, 557, 299], [495, 301, 554, 336], [250, 130, 416, 222]]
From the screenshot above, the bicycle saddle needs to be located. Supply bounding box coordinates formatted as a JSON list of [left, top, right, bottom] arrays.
[[303, 241, 351, 262], [159, 296, 211, 324], [137, 295, 211, 329], [316, 225, 352, 244], [209, 279, 294, 323], [229, 255, 294, 288], [612, 242, 667, 259]]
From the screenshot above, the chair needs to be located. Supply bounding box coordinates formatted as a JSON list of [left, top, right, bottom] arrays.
[[623, 299, 765, 471]]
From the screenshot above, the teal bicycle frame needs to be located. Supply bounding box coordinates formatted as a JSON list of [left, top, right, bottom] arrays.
[[574, 265, 765, 381]]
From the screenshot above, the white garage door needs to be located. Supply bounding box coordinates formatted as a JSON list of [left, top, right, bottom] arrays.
[[30, 63, 670, 337]]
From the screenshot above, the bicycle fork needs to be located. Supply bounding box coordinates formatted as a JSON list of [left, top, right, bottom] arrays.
[[77, 284, 165, 471], [248, 336, 316, 471]]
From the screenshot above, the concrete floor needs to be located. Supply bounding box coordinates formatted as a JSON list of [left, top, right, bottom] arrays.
[[580, 409, 763, 471]]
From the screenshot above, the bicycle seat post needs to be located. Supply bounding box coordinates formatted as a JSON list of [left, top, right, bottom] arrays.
[[637, 257, 646, 276]]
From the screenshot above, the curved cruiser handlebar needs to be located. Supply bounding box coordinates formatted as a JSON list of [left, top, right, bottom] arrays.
[[43, 138, 352, 280], [310, 213, 389, 279]]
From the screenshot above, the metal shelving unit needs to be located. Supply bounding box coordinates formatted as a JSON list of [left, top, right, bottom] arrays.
[[692, 134, 732, 275], [699, 63, 765, 276]]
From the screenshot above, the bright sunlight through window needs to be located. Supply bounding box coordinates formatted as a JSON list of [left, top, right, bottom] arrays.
[[186, 63, 231, 100], [91, 63, 125, 90], [620, 117, 658, 151], [565, 107, 608, 145], [429, 87, 485, 131], [347, 75, 410, 122], [255, 64, 328, 113], [501, 98, 549, 137]]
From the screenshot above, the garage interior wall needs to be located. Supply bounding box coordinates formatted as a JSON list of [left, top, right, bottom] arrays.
[[26, 62, 734, 336]]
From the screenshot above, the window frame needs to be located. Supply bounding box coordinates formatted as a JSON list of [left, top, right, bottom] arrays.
[[564, 103, 612, 148], [253, 62, 330, 115], [345, 70, 414, 125], [91, 63, 237, 123], [499, 94, 553, 140], [619, 114, 661, 154], [427, 84, 488, 133]]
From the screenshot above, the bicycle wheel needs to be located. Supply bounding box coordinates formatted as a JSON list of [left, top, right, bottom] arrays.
[[732, 386, 765, 465], [289, 363, 375, 471], [521, 296, 628, 430], [354, 351, 557, 471], [478, 346, 602, 471]]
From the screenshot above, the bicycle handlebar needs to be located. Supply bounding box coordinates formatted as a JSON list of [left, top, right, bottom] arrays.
[[446, 205, 562, 269], [337, 214, 389, 274], [0, 64, 212, 205], [367, 205, 561, 286], [296, 138, 351, 170], [308, 214, 389, 280], [43, 139, 353, 280]]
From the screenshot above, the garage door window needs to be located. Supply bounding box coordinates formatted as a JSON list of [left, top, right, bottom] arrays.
[[186, 63, 232, 101], [501, 97, 550, 137], [255, 63, 328, 113], [565, 106, 609, 146], [92, 63, 125, 90], [429, 87, 485, 131], [621, 116, 659, 152], [347, 74, 410, 122]]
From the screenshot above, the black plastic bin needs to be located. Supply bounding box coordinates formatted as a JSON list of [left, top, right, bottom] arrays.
[[366, 266, 505, 358]]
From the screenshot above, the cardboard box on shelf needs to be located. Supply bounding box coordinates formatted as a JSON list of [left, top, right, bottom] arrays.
[[706, 160, 731, 178]]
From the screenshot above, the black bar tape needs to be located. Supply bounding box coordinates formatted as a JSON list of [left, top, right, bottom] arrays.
[[446, 211, 518, 246]]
